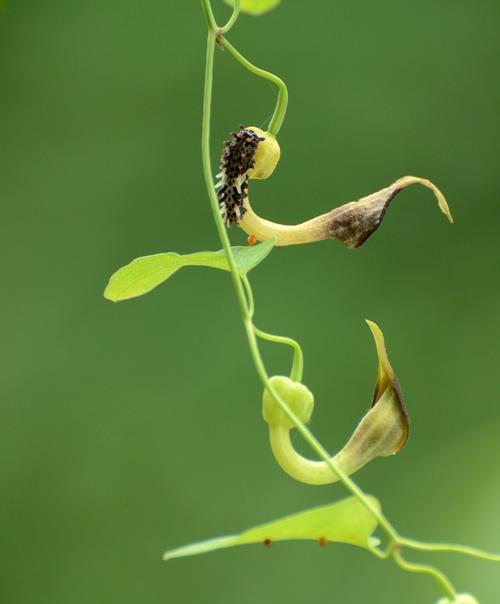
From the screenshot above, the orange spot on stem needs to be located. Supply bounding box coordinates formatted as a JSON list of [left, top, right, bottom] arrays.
[[319, 537, 328, 547], [263, 538, 272, 547], [247, 234, 257, 246]]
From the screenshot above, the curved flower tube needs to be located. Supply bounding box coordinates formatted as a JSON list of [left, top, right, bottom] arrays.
[[263, 321, 409, 485], [241, 176, 453, 248]]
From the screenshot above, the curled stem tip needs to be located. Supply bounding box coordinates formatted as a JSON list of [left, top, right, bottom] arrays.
[[392, 548, 457, 599]]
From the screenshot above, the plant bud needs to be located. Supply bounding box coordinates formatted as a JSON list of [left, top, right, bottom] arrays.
[[263, 376, 314, 428], [245, 126, 281, 180], [437, 595, 479, 604]]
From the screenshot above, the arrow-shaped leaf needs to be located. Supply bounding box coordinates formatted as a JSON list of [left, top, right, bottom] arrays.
[[104, 238, 274, 302], [164, 495, 381, 561]]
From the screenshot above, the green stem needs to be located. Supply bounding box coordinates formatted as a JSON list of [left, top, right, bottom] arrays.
[[393, 549, 457, 599], [253, 326, 304, 382], [220, 37, 288, 136], [200, 0, 217, 31], [200, 5, 397, 544], [401, 537, 500, 563], [242, 275, 302, 381], [241, 274, 255, 318], [219, 0, 240, 34], [202, 31, 250, 323]]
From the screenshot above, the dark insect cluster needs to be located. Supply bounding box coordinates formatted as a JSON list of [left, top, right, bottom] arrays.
[[216, 126, 264, 226]]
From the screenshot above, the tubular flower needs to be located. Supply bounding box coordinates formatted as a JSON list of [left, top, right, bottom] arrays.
[[216, 127, 453, 247], [262, 321, 409, 485]]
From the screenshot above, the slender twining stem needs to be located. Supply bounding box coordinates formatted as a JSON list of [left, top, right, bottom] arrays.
[[393, 549, 457, 599], [219, 0, 240, 34], [253, 326, 303, 382], [202, 31, 249, 321], [200, 0, 217, 32], [241, 274, 255, 318], [399, 538, 500, 563], [220, 37, 288, 136]]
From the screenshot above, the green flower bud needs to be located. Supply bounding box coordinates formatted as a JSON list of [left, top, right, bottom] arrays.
[[437, 595, 479, 604], [262, 375, 314, 429], [245, 126, 281, 180]]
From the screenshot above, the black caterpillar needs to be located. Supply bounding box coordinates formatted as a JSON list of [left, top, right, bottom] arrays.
[[216, 126, 264, 226]]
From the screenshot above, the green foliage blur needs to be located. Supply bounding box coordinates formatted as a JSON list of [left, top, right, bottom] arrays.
[[1, 1, 499, 602]]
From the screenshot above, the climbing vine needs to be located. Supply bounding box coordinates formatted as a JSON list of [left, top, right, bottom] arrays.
[[104, 2, 499, 602]]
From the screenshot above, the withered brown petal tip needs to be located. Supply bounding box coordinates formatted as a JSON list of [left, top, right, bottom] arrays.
[[325, 187, 396, 249], [325, 177, 452, 249]]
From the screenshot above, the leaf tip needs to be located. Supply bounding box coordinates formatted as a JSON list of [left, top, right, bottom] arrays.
[[103, 286, 118, 302]]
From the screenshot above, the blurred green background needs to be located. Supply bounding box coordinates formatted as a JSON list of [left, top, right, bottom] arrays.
[[1, 1, 499, 602]]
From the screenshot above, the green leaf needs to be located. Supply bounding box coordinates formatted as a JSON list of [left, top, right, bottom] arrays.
[[163, 495, 380, 561], [224, 0, 281, 16], [232, 237, 275, 272], [104, 239, 274, 302]]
